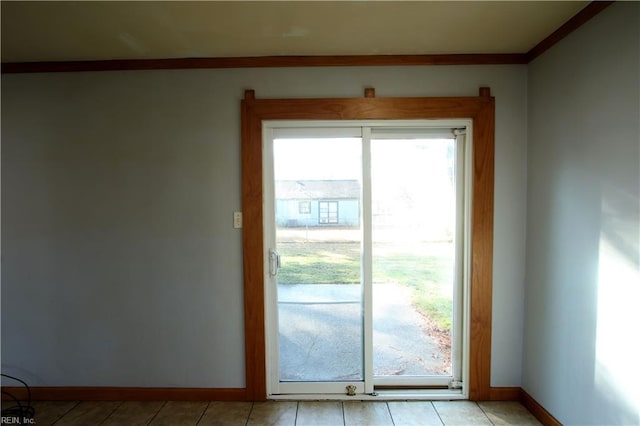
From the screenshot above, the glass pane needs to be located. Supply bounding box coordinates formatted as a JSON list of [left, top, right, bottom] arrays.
[[274, 138, 363, 382], [371, 138, 456, 377]]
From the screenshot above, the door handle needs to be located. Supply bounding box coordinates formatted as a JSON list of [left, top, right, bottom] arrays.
[[269, 249, 281, 277]]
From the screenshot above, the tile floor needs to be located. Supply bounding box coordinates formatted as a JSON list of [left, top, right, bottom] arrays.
[[2, 400, 542, 425]]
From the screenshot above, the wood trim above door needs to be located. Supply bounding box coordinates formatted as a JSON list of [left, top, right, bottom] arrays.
[[241, 88, 495, 401]]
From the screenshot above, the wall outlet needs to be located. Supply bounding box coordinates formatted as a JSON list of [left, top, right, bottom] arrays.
[[233, 211, 243, 229]]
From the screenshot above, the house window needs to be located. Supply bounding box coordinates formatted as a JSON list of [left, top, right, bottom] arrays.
[[299, 201, 311, 214], [319, 201, 338, 224]]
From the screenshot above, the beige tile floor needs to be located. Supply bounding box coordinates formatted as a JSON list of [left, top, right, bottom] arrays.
[[3, 400, 541, 425]]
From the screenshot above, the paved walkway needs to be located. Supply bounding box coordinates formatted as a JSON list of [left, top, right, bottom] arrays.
[[277, 283, 448, 381]]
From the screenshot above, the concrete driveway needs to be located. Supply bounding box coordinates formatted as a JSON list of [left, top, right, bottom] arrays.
[[277, 282, 448, 382]]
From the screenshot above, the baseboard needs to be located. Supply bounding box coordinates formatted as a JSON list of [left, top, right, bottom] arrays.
[[519, 388, 562, 426], [2, 384, 561, 425], [487, 387, 561, 425], [1, 386, 247, 402], [488, 386, 521, 401]]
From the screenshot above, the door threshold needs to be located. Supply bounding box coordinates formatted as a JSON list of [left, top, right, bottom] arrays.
[[268, 388, 466, 401]]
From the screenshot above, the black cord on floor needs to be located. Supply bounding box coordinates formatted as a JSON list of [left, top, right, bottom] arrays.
[[1, 373, 36, 420]]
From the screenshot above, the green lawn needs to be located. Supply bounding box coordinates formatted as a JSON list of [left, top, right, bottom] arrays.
[[277, 242, 361, 284], [277, 241, 454, 331]]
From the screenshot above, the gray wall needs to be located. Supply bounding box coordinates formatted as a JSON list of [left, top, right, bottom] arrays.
[[524, 3, 639, 424], [1, 65, 527, 387]]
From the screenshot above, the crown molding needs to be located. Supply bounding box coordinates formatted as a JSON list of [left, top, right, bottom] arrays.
[[1, 54, 527, 74], [0, 2, 614, 74]]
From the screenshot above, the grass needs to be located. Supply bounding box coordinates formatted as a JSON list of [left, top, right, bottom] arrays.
[[277, 241, 454, 331], [277, 242, 361, 284]]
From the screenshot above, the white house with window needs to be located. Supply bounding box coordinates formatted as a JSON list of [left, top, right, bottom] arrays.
[[274, 180, 360, 228]]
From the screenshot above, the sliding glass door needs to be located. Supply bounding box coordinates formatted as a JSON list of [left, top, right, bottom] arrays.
[[263, 121, 469, 397], [266, 131, 364, 394], [371, 132, 463, 388]]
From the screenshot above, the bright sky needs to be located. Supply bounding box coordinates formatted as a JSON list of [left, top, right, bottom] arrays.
[[274, 138, 361, 181], [273, 137, 454, 183]]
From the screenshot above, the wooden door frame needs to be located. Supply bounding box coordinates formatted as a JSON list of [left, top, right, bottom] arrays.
[[241, 88, 494, 401]]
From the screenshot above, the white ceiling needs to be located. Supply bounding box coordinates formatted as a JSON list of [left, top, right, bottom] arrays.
[[1, 1, 589, 63]]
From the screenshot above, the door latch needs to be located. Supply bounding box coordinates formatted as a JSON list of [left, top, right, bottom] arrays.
[[269, 249, 281, 277]]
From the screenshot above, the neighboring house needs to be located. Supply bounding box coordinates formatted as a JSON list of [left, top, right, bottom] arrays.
[[275, 180, 360, 227]]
